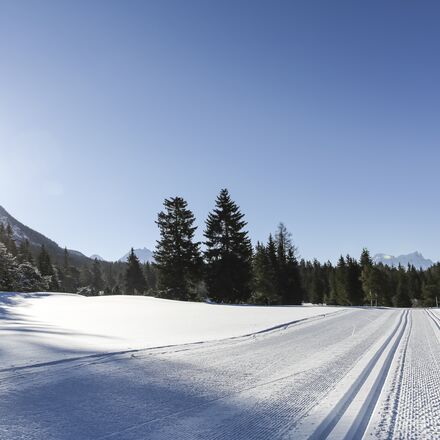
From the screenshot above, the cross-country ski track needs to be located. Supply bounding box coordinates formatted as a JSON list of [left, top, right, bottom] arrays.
[[0, 296, 439, 439]]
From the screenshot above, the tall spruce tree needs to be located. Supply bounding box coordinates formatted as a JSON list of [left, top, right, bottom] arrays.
[[204, 189, 252, 303], [154, 197, 201, 300], [37, 245, 53, 277], [0, 243, 18, 291], [274, 223, 302, 305], [252, 238, 279, 305], [91, 258, 104, 294], [124, 248, 147, 295], [345, 255, 363, 305]]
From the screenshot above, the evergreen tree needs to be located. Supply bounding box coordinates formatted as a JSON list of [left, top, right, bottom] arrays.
[[37, 244, 59, 291], [252, 238, 279, 304], [5, 224, 18, 256], [17, 239, 34, 264], [144, 262, 158, 293], [334, 256, 349, 304], [204, 189, 253, 303], [14, 262, 46, 292], [274, 223, 302, 305], [309, 259, 325, 304], [103, 263, 116, 294], [124, 248, 147, 295], [0, 243, 18, 291], [393, 265, 412, 307], [345, 255, 363, 305], [37, 245, 53, 277], [91, 258, 104, 294], [154, 197, 202, 300]]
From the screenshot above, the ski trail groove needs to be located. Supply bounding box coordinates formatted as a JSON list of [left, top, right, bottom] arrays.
[[304, 309, 408, 440], [341, 310, 409, 439], [426, 308, 440, 331]]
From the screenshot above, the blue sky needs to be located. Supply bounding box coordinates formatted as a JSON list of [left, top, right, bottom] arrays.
[[1, 1, 439, 262]]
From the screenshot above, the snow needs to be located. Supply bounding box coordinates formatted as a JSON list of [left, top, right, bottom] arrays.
[[118, 247, 154, 263], [0, 292, 344, 369], [1, 292, 439, 440]]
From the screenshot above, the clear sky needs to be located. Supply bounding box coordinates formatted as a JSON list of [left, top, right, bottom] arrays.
[[1, 0, 439, 263]]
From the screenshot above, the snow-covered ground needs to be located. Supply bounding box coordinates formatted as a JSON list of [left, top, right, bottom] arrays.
[[1, 292, 439, 439], [0, 292, 345, 369]]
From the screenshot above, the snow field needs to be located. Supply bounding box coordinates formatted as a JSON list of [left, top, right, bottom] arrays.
[[0, 304, 398, 439], [0, 292, 347, 369], [1, 293, 439, 440]]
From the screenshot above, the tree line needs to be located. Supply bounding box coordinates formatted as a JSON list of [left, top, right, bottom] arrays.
[[1, 189, 440, 307]]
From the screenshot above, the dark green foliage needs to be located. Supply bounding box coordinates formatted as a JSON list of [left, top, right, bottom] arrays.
[[154, 197, 202, 300], [91, 258, 104, 294], [252, 238, 279, 304], [274, 223, 302, 305], [252, 225, 302, 305], [37, 245, 53, 277], [204, 189, 253, 303], [15, 262, 46, 292], [17, 239, 34, 264], [144, 262, 158, 293], [393, 265, 412, 307], [124, 248, 147, 295], [0, 243, 18, 291]]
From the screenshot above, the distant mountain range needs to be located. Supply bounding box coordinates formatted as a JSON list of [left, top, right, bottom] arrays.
[[118, 247, 154, 264], [372, 252, 435, 270], [0, 205, 90, 266]]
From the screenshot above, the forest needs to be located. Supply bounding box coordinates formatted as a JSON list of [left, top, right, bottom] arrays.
[[1, 189, 439, 307]]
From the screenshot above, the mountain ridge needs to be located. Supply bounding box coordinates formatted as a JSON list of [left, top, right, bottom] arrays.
[[372, 251, 434, 270], [0, 205, 90, 266]]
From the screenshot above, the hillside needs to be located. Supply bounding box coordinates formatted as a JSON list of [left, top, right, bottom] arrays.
[[0, 205, 90, 266]]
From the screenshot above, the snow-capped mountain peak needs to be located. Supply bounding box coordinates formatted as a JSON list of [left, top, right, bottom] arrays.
[[118, 247, 154, 264], [372, 252, 434, 270], [90, 254, 105, 261]]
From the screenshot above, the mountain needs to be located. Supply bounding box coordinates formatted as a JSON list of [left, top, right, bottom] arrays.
[[0, 205, 90, 266], [90, 254, 105, 261], [118, 247, 154, 264], [373, 252, 435, 270]]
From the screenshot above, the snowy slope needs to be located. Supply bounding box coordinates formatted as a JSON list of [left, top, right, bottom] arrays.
[[0, 292, 344, 369]]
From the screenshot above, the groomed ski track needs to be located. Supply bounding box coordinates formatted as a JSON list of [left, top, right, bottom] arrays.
[[0, 308, 438, 439]]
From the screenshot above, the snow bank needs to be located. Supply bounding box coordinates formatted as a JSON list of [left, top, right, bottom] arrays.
[[0, 292, 345, 369]]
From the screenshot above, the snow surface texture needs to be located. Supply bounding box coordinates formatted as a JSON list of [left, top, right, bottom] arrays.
[[0, 293, 439, 440]]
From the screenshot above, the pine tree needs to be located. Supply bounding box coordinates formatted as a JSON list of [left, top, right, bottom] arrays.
[[91, 258, 104, 294], [274, 223, 302, 305], [37, 245, 53, 277], [144, 262, 158, 293], [154, 197, 202, 300], [14, 262, 46, 292], [309, 259, 325, 304], [204, 189, 253, 303], [124, 248, 147, 295], [393, 265, 412, 307], [252, 239, 279, 304], [345, 255, 363, 305], [0, 243, 18, 291], [103, 263, 116, 294], [4, 224, 17, 256], [334, 255, 349, 304], [17, 239, 33, 264]]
